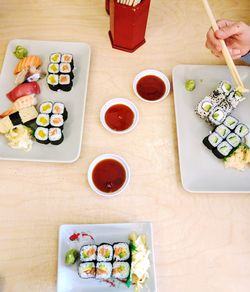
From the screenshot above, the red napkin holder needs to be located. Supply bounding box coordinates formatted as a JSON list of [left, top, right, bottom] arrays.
[[105, 0, 110, 14], [109, 0, 151, 53]]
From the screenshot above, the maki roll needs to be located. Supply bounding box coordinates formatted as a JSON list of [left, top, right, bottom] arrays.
[[112, 262, 130, 280], [208, 106, 227, 126], [50, 114, 64, 129], [59, 74, 73, 92], [196, 97, 213, 119], [226, 133, 241, 148], [213, 81, 232, 96], [214, 124, 231, 139], [47, 74, 59, 91], [36, 114, 50, 127], [113, 242, 130, 261], [49, 128, 64, 145], [61, 53, 74, 69], [50, 52, 61, 63], [212, 141, 233, 159], [211, 94, 225, 107], [59, 63, 74, 79], [235, 123, 249, 138], [80, 244, 97, 262], [203, 132, 223, 150], [223, 116, 238, 130], [52, 102, 68, 121], [96, 262, 112, 279], [219, 100, 233, 115], [39, 102, 53, 114], [78, 262, 96, 279], [34, 127, 49, 144], [97, 244, 113, 262], [48, 63, 59, 74]]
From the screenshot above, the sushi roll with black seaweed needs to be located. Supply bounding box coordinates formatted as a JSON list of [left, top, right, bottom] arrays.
[[48, 63, 59, 74], [113, 242, 130, 262], [96, 262, 112, 279], [208, 106, 227, 126], [195, 97, 214, 119], [203, 132, 223, 150], [59, 63, 74, 79], [50, 52, 61, 63], [212, 141, 233, 159], [223, 116, 238, 130], [49, 128, 64, 145], [36, 114, 50, 127], [78, 262, 96, 279], [214, 124, 231, 139], [39, 102, 53, 115], [52, 102, 68, 121], [226, 133, 241, 149], [47, 74, 59, 91], [34, 127, 49, 144], [61, 53, 74, 69], [235, 123, 249, 138], [59, 74, 73, 92], [80, 244, 97, 262], [50, 114, 64, 129], [97, 244, 113, 262], [112, 262, 130, 280]]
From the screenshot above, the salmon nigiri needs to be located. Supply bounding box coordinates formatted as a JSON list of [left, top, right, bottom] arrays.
[[14, 56, 42, 75], [0, 94, 37, 119]]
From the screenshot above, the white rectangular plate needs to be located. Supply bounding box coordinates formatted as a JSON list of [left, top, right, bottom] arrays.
[[173, 64, 250, 193], [57, 223, 157, 292], [0, 39, 91, 163]]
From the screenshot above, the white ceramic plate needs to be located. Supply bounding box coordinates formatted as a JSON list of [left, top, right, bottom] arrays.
[[173, 64, 250, 193], [57, 223, 157, 292], [0, 39, 91, 163]]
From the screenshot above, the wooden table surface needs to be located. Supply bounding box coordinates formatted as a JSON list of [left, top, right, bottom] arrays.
[[0, 1, 250, 291]]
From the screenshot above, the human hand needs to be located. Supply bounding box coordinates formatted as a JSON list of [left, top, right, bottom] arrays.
[[205, 19, 250, 59]]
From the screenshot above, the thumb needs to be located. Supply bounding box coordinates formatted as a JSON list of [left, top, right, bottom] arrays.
[[215, 22, 243, 40]]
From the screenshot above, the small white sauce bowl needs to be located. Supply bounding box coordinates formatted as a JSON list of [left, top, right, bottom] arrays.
[[100, 98, 139, 134], [133, 69, 171, 103], [87, 153, 130, 198]]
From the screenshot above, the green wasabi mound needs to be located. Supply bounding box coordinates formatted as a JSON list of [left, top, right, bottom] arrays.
[[65, 249, 78, 265], [185, 80, 196, 92], [13, 45, 28, 59]]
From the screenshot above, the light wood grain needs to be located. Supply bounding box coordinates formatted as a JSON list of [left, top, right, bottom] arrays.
[[0, 1, 250, 292]]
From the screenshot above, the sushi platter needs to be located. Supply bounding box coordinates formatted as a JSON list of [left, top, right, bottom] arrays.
[[173, 64, 250, 193], [57, 223, 156, 292], [0, 39, 91, 163]]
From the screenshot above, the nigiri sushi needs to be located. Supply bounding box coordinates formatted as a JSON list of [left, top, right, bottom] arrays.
[[0, 94, 37, 119], [6, 81, 40, 102], [14, 55, 42, 75]]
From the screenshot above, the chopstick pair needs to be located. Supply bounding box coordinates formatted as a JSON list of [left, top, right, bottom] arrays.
[[202, 0, 248, 93], [117, 0, 142, 7]]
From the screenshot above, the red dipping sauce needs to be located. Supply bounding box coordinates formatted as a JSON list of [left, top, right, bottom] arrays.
[[105, 104, 134, 131], [136, 75, 166, 101], [92, 159, 126, 193]]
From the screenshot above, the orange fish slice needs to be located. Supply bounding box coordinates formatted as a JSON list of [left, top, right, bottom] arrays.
[[14, 56, 42, 75]]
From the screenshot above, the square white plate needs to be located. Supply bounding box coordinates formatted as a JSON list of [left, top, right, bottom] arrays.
[[173, 64, 250, 193], [57, 223, 157, 292], [0, 39, 91, 163]]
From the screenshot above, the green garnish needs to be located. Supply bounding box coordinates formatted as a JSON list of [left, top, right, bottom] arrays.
[[203, 104, 212, 112], [224, 83, 231, 91], [185, 80, 196, 92], [13, 45, 28, 59], [213, 112, 220, 120], [65, 249, 78, 265]]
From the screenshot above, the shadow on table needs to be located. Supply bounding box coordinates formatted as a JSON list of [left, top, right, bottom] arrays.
[[0, 275, 5, 292]]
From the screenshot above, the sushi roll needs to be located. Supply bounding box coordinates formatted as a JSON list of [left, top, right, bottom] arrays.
[[80, 244, 97, 262], [203, 132, 223, 150], [59, 74, 73, 92], [50, 52, 61, 63], [96, 262, 112, 280], [59, 63, 74, 79], [213, 81, 232, 96], [219, 100, 233, 115], [195, 97, 213, 119], [34, 127, 49, 144], [49, 128, 64, 145], [39, 102, 53, 115], [226, 133, 241, 148], [36, 114, 50, 127], [48, 63, 59, 74], [112, 262, 130, 280], [47, 74, 59, 91], [223, 116, 238, 130], [97, 244, 113, 262], [208, 106, 227, 126], [78, 262, 96, 279], [52, 102, 68, 121], [50, 114, 64, 129], [235, 123, 249, 138], [113, 242, 130, 262], [61, 53, 74, 69], [212, 141, 233, 159], [214, 124, 231, 139]]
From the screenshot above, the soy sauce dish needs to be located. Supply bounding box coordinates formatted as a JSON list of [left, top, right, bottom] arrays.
[[88, 154, 130, 197], [100, 98, 139, 134], [133, 69, 170, 103]]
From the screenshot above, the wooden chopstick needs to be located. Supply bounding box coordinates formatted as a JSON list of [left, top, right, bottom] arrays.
[[202, 0, 248, 93]]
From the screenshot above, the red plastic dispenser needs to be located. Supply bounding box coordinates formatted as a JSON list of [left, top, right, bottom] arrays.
[[109, 0, 151, 53], [106, 0, 110, 14]]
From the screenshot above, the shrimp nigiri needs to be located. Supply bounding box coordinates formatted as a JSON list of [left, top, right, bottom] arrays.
[[0, 94, 37, 119], [14, 55, 42, 75]]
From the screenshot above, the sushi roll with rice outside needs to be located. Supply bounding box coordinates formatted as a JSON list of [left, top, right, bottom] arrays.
[[219, 100, 233, 115], [97, 244, 113, 262], [49, 128, 64, 145], [96, 262, 112, 279], [196, 96, 214, 120], [52, 102, 68, 121], [208, 106, 227, 126], [80, 244, 97, 262], [34, 127, 49, 144], [113, 242, 130, 262], [203, 132, 223, 150], [78, 262, 96, 279], [213, 81, 232, 97], [112, 262, 130, 280]]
